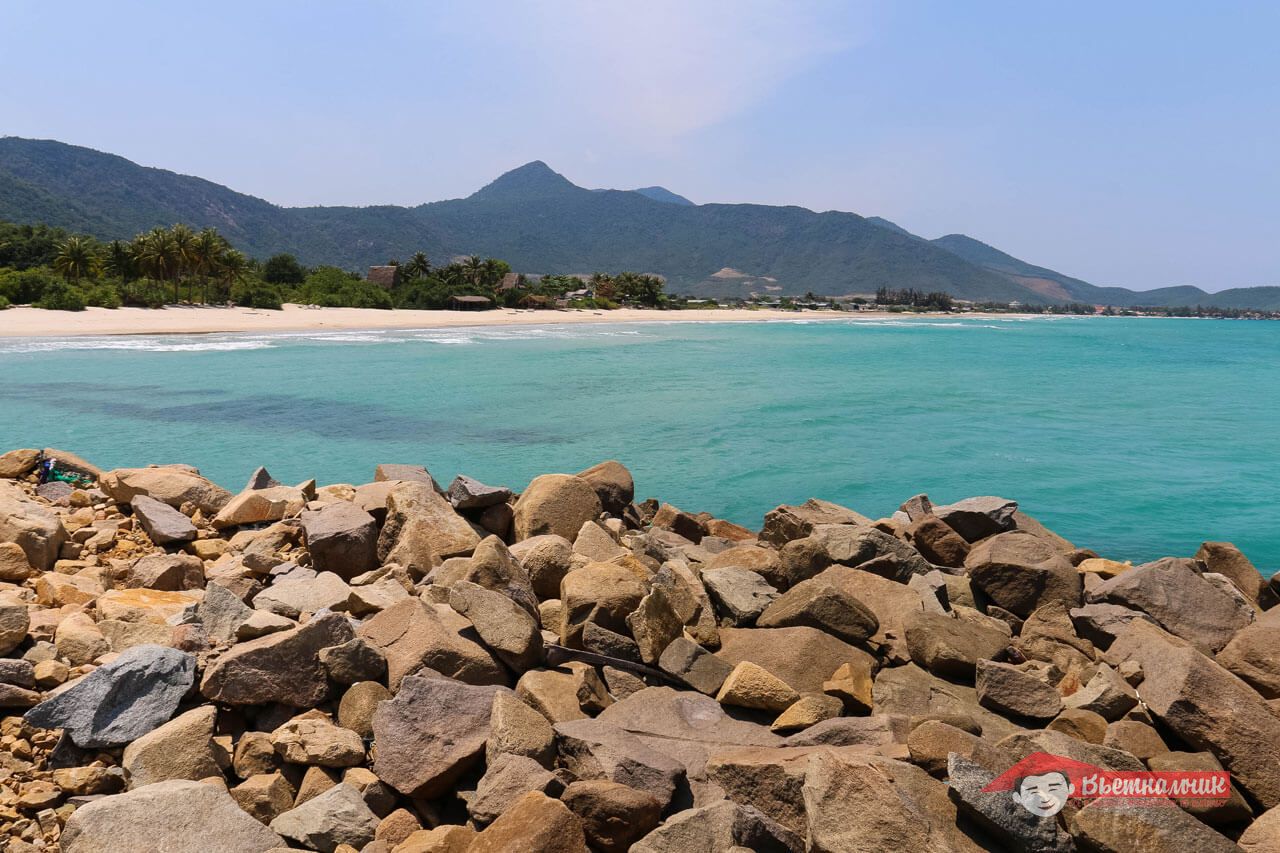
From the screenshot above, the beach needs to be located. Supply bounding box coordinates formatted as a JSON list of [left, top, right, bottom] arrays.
[[0, 304, 905, 338]]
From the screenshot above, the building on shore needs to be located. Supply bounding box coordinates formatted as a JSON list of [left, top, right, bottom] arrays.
[[367, 265, 400, 288]]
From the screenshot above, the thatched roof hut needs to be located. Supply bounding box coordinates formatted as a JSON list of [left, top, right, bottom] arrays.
[[367, 266, 400, 288], [449, 295, 493, 311]]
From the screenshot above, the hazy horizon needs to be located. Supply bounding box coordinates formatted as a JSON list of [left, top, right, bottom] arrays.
[[3, 1, 1277, 293]]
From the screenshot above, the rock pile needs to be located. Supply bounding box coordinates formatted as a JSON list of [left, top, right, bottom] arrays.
[[0, 447, 1278, 852]]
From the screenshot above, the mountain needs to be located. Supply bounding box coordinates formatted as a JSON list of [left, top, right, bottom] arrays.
[[1, 137, 1276, 308]]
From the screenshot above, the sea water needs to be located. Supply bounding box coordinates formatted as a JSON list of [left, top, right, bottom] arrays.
[[1, 316, 1276, 571]]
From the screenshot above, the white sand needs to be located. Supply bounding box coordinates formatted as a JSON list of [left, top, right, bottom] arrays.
[[0, 304, 904, 337]]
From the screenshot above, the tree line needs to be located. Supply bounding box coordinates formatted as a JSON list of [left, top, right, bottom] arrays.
[[0, 221, 667, 311]]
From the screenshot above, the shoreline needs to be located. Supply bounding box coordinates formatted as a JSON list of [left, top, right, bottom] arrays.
[[0, 304, 1037, 338]]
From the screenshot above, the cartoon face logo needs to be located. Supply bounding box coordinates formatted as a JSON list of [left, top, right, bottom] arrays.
[[1012, 771, 1074, 817]]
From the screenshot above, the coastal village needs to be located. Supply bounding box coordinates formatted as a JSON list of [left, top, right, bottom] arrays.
[[1, 449, 1279, 850]]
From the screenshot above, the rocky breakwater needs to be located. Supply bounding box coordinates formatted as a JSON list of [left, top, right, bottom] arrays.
[[0, 447, 1278, 851]]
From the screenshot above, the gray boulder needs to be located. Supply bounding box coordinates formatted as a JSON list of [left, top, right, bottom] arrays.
[[130, 495, 197, 545], [702, 566, 778, 625], [270, 782, 379, 852], [25, 644, 195, 748], [934, 496, 1018, 542], [448, 474, 513, 510], [301, 502, 379, 579], [946, 754, 1074, 853]]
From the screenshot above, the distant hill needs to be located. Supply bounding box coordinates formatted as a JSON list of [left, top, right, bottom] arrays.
[[1, 137, 1276, 308]]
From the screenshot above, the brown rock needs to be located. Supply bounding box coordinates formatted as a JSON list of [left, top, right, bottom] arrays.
[[576, 461, 634, 518], [487, 690, 556, 766], [201, 611, 355, 707], [562, 780, 662, 853], [717, 661, 800, 712], [1073, 797, 1238, 853], [626, 586, 683, 665], [0, 540, 35, 581], [716, 625, 876, 695], [0, 485, 67, 570], [0, 447, 40, 479], [1197, 541, 1265, 602], [770, 693, 843, 732], [756, 575, 879, 644], [964, 530, 1082, 618], [559, 560, 647, 647], [513, 474, 602, 542], [975, 659, 1063, 721], [509, 534, 574, 600], [907, 515, 970, 567], [301, 502, 379, 580], [358, 598, 506, 689], [822, 660, 874, 714], [212, 485, 307, 529], [903, 610, 1009, 679], [99, 466, 232, 514], [232, 772, 297, 825], [760, 498, 872, 546], [468, 791, 588, 853], [1218, 620, 1280, 698], [1148, 750, 1253, 825], [1046, 707, 1108, 744], [449, 580, 543, 672], [338, 680, 391, 738], [392, 826, 475, 853], [121, 705, 220, 787], [271, 711, 365, 767], [377, 481, 479, 572]]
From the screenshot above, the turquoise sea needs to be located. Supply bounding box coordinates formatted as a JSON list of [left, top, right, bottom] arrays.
[[0, 316, 1276, 572]]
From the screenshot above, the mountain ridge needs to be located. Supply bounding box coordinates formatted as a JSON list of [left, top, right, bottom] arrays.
[[1, 137, 1275, 308]]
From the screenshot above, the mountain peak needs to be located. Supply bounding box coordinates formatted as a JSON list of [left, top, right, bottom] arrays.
[[470, 161, 580, 201]]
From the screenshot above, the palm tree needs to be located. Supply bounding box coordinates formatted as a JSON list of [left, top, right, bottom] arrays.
[[101, 240, 137, 304], [52, 235, 99, 284], [403, 252, 431, 280], [217, 249, 248, 303], [461, 255, 484, 288], [135, 228, 181, 303], [168, 224, 197, 302], [190, 229, 227, 304], [590, 272, 616, 301]]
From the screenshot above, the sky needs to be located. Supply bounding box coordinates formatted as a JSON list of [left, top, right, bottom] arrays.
[[2, 1, 1277, 291]]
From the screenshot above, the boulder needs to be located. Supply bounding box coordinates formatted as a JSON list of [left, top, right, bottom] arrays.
[[60, 779, 284, 853], [1218, 620, 1280, 698], [1093, 556, 1253, 653], [469, 753, 559, 825], [906, 515, 970, 568], [99, 466, 232, 514], [562, 780, 662, 853], [449, 535, 539, 615], [200, 611, 354, 707], [573, 520, 628, 561], [576, 460, 635, 517], [252, 571, 351, 619], [1069, 602, 1157, 649], [113, 552, 204, 591], [1073, 797, 1239, 853], [1197, 541, 1265, 601], [197, 581, 254, 644], [946, 754, 1074, 852], [468, 791, 588, 853], [0, 447, 40, 478], [630, 800, 799, 853], [717, 661, 800, 712], [932, 496, 1018, 542], [965, 530, 1082, 618], [626, 586, 683, 665], [0, 540, 34, 582], [130, 494, 197, 545], [447, 474, 512, 510], [509, 534, 574, 600], [975, 659, 1063, 721], [271, 712, 365, 767], [1240, 806, 1280, 852], [121, 705, 220, 787], [907, 721, 1012, 778], [554, 718, 687, 808], [823, 660, 874, 713], [301, 502, 379, 579], [372, 674, 506, 798], [756, 574, 879, 643], [378, 481, 480, 571], [513, 474, 603, 542], [716, 626, 876, 695], [771, 694, 843, 732], [808, 523, 933, 580], [374, 463, 438, 485], [270, 782, 379, 853], [903, 610, 1010, 679], [449, 580, 543, 671], [487, 690, 557, 766], [659, 637, 734, 695], [0, 485, 67, 570], [358, 598, 507, 688], [319, 637, 386, 685], [872, 664, 1022, 741], [559, 560, 647, 647], [702, 566, 779, 625], [25, 644, 195, 747], [1147, 750, 1253, 825], [212, 485, 306, 528], [1062, 663, 1138, 720], [338, 680, 391, 739], [760, 498, 872, 546]]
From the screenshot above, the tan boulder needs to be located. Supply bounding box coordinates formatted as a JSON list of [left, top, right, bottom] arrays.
[[377, 482, 480, 573], [0, 484, 67, 570], [121, 706, 221, 787], [513, 474, 602, 542], [358, 598, 507, 689], [0, 447, 40, 479], [212, 485, 307, 528], [468, 791, 588, 853], [717, 661, 800, 712], [559, 560, 647, 648], [99, 466, 232, 514], [271, 711, 365, 767], [0, 541, 35, 582]]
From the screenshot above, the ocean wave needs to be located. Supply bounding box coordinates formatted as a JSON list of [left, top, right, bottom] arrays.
[[0, 337, 276, 354]]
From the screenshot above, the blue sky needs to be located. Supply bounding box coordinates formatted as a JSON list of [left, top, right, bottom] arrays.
[[3, 1, 1276, 291]]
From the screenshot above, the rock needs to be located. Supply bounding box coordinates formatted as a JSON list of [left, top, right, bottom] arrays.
[[1073, 797, 1239, 853], [760, 498, 872, 546], [201, 611, 354, 706], [301, 502, 379, 579], [374, 463, 438, 485], [717, 661, 801, 712], [933, 496, 1018, 542], [513, 474, 603, 542], [0, 447, 39, 478], [583, 622, 643, 663], [37, 479, 74, 501], [872, 664, 1021, 741], [452, 535, 540, 615], [554, 718, 687, 808], [516, 668, 589, 723], [755, 574, 879, 643], [319, 637, 387, 685], [576, 461, 634, 517], [906, 721, 1012, 778], [0, 683, 40, 707], [393, 825, 476, 852], [906, 515, 970, 567], [574, 520, 628, 561], [945, 753, 1074, 852], [468, 791, 588, 853], [60, 779, 284, 853], [25, 644, 195, 747], [1093, 557, 1253, 653], [378, 481, 480, 572], [975, 659, 1063, 721], [716, 625, 877, 695], [446, 474, 511, 510], [469, 753, 558, 825], [626, 586, 683, 665], [120, 705, 220, 787], [1147, 750, 1253, 824], [630, 800, 799, 853], [1218, 623, 1280, 704], [270, 783, 380, 853], [1069, 602, 1157, 649], [1062, 663, 1138, 720], [449, 580, 543, 671], [903, 610, 1010, 679], [253, 571, 351, 619], [375, 808, 422, 846], [509, 534, 575, 600], [1103, 719, 1169, 761], [244, 465, 282, 489], [114, 552, 204, 591], [372, 674, 506, 798], [129, 494, 197, 545], [1197, 540, 1265, 601], [231, 772, 296, 825], [0, 485, 67, 570], [659, 637, 734, 695], [0, 540, 34, 581], [559, 560, 647, 647], [702, 566, 778, 625], [488, 690, 557, 766], [562, 780, 662, 853], [338, 680, 391, 738], [965, 530, 1082, 618], [358, 598, 507, 688], [771, 693, 843, 732], [234, 731, 280, 778], [1046, 707, 1107, 743], [212, 485, 307, 528], [99, 466, 232, 514], [1240, 806, 1280, 852], [272, 712, 365, 767], [808, 523, 933, 581], [55, 611, 109, 665], [0, 657, 35, 687], [1107, 620, 1280, 808], [823, 660, 874, 713], [197, 581, 254, 643]]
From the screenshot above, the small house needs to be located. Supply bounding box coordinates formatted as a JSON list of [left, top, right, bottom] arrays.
[[449, 295, 493, 311], [367, 266, 400, 288]]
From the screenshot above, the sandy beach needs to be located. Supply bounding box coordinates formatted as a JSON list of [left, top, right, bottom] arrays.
[[0, 304, 919, 338]]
